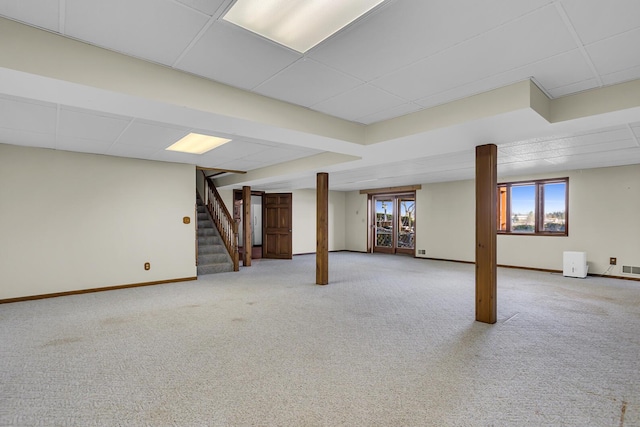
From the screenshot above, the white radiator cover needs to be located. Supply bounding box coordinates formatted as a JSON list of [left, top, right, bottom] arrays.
[[563, 251, 588, 278]]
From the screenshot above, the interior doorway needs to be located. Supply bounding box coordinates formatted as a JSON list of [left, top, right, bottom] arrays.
[[234, 190, 264, 259], [370, 193, 416, 255]]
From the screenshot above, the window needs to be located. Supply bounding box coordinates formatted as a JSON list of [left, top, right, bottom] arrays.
[[497, 178, 568, 236]]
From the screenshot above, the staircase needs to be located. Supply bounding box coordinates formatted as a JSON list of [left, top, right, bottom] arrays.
[[197, 197, 235, 275]]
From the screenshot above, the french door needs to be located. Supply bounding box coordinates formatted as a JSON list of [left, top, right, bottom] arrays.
[[372, 194, 415, 255]]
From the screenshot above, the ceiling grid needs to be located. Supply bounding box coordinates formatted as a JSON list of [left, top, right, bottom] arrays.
[[0, 0, 639, 191]]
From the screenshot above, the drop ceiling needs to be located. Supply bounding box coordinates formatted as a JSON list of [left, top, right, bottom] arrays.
[[0, 0, 639, 191]]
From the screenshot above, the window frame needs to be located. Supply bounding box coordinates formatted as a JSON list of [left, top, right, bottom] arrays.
[[497, 177, 569, 236]]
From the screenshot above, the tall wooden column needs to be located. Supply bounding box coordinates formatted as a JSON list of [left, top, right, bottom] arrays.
[[242, 186, 252, 267], [316, 173, 329, 285], [476, 144, 497, 324]]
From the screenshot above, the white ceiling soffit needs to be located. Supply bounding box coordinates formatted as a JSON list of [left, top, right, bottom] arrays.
[[0, 0, 639, 192]]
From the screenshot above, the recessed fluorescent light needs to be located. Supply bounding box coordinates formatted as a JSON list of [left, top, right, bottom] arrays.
[[165, 133, 231, 155], [223, 0, 386, 53]]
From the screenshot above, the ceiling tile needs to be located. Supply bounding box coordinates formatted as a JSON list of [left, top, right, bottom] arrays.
[[150, 150, 203, 164], [107, 144, 160, 159], [501, 127, 631, 153], [174, 0, 228, 16], [0, 1, 59, 32], [206, 139, 271, 158], [56, 138, 114, 154], [498, 159, 556, 175], [356, 103, 423, 125], [412, 151, 475, 167], [59, 108, 130, 143], [254, 59, 362, 107], [526, 50, 595, 92], [546, 78, 600, 98], [309, 0, 552, 81], [0, 128, 56, 149], [215, 159, 267, 171], [0, 95, 56, 134], [586, 28, 640, 76], [312, 84, 406, 122], [559, 0, 640, 45], [175, 21, 300, 90], [116, 121, 188, 149], [546, 147, 640, 167], [373, 5, 576, 101], [64, 0, 209, 65], [601, 65, 640, 87], [239, 146, 321, 164], [497, 154, 523, 165], [509, 139, 636, 161], [416, 49, 595, 108]]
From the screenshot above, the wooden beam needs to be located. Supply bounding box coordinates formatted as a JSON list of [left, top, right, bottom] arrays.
[[196, 165, 247, 174], [242, 186, 252, 267], [316, 173, 329, 285], [359, 184, 421, 195], [475, 144, 497, 324]]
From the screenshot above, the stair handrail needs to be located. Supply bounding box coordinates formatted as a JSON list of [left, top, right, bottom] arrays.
[[203, 174, 239, 271]]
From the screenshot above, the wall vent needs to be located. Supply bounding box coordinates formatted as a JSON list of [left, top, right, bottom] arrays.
[[622, 265, 640, 275]]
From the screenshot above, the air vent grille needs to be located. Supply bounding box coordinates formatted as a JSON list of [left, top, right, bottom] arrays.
[[622, 265, 640, 274]]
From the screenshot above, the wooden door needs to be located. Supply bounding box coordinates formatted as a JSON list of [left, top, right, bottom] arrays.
[[263, 193, 292, 259]]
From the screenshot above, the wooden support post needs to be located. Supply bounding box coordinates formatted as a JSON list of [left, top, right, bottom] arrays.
[[242, 185, 252, 267], [316, 173, 329, 285], [476, 144, 497, 324]]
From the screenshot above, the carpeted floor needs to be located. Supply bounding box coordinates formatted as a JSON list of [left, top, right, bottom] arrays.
[[1, 253, 638, 426]]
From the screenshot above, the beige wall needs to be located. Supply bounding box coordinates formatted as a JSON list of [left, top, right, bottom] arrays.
[[414, 165, 640, 277], [0, 144, 196, 300], [415, 180, 476, 262], [291, 189, 346, 254], [345, 191, 368, 252]]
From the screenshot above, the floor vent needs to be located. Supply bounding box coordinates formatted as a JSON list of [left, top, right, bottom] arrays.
[[622, 265, 640, 274]]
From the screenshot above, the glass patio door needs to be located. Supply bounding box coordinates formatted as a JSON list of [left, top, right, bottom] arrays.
[[374, 197, 395, 253], [396, 196, 415, 255], [372, 194, 415, 255]]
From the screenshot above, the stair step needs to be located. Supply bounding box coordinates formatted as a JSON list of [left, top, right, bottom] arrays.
[[198, 235, 223, 245], [198, 244, 227, 254], [196, 193, 234, 276], [199, 253, 231, 265], [197, 228, 217, 237], [198, 263, 234, 275]]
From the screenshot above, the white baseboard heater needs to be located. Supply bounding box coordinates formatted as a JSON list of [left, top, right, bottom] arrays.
[[563, 251, 588, 278]]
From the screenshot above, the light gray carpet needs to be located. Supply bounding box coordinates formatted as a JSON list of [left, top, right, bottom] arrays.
[[1, 253, 639, 426]]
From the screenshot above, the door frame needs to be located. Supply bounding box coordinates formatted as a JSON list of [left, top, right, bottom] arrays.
[[233, 189, 265, 259]]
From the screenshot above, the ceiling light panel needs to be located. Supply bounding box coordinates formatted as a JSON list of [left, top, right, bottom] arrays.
[[166, 133, 231, 154], [223, 0, 386, 53]]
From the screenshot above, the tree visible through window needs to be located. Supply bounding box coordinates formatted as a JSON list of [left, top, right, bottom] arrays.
[[497, 178, 568, 236]]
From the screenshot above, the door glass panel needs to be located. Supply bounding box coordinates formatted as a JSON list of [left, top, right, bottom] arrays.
[[251, 195, 262, 245], [375, 199, 393, 247], [397, 198, 415, 249]]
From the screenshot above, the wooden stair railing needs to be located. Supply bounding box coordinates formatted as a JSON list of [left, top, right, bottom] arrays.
[[203, 174, 239, 271]]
